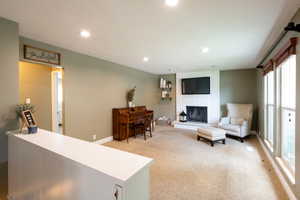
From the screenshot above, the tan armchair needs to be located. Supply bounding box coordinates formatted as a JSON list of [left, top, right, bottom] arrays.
[[218, 103, 253, 142]]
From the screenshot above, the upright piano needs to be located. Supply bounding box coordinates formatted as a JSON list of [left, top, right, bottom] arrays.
[[113, 106, 154, 141]]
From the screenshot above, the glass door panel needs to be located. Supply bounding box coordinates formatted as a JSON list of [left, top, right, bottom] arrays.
[[280, 55, 296, 172], [281, 109, 295, 171], [265, 71, 275, 146], [267, 105, 274, 145]]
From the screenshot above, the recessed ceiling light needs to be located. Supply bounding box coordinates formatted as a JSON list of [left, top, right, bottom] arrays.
[[201, 47, 209, 53], [80, 30, 91, 38], [143, 57, 149, 62], [165, 0, 178, 7]]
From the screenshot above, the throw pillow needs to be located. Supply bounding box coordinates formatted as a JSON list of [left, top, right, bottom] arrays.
[[220, 117, 230, 125], [231, 118, 244, 125]]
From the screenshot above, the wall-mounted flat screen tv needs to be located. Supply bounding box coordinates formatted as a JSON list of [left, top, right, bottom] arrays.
[[182, 77, 210, 95]]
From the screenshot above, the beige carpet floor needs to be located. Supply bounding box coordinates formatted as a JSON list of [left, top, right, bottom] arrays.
[[104, 126, 288, 200]]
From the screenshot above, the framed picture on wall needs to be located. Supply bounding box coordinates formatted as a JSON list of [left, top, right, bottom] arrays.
[[24, 45, 61, 65]]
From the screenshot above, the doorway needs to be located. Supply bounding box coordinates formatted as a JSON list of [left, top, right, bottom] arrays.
[[19, 61, 64, 134], [52, 69, 64, 133]]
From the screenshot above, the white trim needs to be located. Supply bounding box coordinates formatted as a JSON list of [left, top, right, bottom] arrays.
[[276, 157, 295, 184], [264, 139, 274, 153], [257, 135, 297, 200], [51, 71, 58, 132], [94, 136, 113, 145], [173, 121, 210, 130], [51, 70, 63, 133]]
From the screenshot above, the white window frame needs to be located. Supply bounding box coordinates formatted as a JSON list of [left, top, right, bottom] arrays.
[[263, 55, 296, 183], [264, 71, 275, 151], [276, 55, 296, 176]]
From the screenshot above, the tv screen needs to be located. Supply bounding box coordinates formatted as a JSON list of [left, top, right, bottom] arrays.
[[182, 77, 210, 94]]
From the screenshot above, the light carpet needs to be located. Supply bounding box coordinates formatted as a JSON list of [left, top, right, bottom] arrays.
[[104, 126, 288, 200]]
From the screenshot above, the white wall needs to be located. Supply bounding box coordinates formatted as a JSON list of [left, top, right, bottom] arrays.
[[176, 70, 220, 123]]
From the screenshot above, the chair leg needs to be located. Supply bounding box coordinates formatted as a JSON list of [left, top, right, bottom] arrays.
[[223, 139, 226, 144], [126, 125, 129, 143], [150, 128, 152, 137], [211, 141, 214, 147], [151, 120, 154, 132]]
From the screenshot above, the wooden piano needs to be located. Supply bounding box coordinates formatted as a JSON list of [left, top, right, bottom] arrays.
[[113, 106, 154, 141]]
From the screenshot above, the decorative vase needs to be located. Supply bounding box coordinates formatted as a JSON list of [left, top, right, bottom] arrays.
[[28, 126, 38, 134], [160, 78, 164, 88], [128, 101, 133, 108]]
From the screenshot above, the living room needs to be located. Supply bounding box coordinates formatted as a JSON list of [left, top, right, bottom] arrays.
[[0, 0, 300, 200]]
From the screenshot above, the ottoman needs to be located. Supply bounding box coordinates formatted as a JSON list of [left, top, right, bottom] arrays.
[[197, 126, 226, 147]]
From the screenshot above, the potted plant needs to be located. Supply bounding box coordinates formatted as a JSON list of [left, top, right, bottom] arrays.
[[127, 86, 136, 107]]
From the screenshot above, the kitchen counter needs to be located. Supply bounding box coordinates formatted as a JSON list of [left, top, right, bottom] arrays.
[[8, 129, 153, 200]]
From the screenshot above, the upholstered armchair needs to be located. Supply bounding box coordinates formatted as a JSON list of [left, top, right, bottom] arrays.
[[218, 103, 253, 142]]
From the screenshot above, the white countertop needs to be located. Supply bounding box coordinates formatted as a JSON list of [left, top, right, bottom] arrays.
[[10, 129, 153, 182]]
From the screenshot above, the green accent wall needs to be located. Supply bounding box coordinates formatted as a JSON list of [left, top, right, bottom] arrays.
[[0, 18, 19, 163], [256, 69, 264, 136], [19, 37, 161, 142], [156, 74, 176, 121], [0, 17, 19, 200], [220, 69, 258, 130]]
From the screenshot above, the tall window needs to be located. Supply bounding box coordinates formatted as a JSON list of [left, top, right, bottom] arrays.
[[279, 55, 296, 172], [262, 37, 297, 179], [264, 71, 275, 147]]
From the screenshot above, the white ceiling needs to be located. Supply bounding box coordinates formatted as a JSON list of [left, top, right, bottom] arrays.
[[0, 0, 299, 74]]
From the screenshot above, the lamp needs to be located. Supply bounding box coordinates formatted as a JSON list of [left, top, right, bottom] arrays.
[[179, 111, 187, 122]]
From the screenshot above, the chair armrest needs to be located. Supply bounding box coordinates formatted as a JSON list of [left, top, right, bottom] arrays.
[[240, 120, 250, 137], [242, 120, 248, 127]]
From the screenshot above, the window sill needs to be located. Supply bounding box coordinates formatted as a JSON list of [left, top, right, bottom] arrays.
[[276, 157, 295, 185], [264, 139, 274, 152]]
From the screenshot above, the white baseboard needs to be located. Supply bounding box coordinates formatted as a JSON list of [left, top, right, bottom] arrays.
[[94, 136, 113, 145], [257, 135, 297, 200]]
